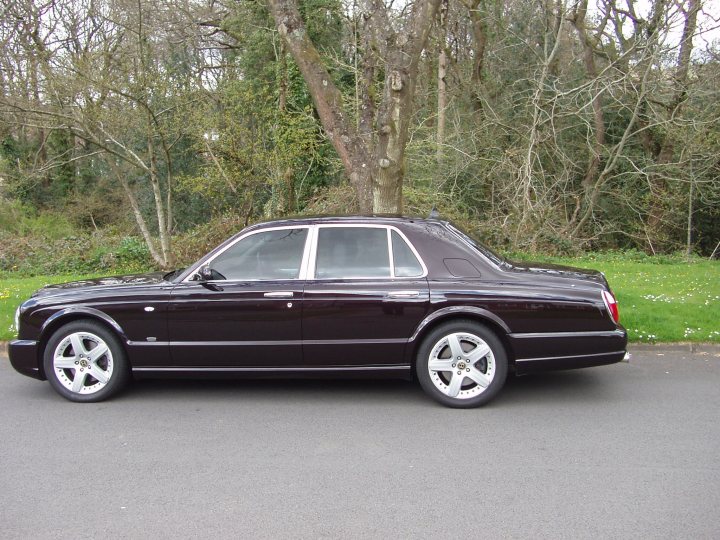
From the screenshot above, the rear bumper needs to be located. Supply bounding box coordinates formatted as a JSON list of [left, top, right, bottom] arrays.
[[509, 328, 627, 375], [514, 350, 626, 374], [8, 340, 44, 380]]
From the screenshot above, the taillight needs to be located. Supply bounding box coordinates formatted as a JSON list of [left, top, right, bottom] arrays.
[[602, 290, 620, 323]]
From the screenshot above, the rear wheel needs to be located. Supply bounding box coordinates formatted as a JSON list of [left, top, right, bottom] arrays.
[[43, 320, 129, 402], [416, 320, 508, 408]]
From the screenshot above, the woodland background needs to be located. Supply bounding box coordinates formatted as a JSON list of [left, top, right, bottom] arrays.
[[1, 0, 719, 274]]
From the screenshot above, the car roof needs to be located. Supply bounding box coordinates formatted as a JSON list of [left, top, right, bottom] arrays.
[[248, 215, 443, 230]]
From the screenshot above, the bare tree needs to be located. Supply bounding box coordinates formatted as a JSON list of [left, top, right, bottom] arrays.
[[267, 0, 441, 213], [0, 0, 213, 268]]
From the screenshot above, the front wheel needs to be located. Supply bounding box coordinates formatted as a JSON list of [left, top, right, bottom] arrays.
[[43, 320, 130, 402], [416, 320, 508, 408]]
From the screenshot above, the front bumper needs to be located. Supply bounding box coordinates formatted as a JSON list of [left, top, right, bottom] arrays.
[[8, 340, 44, 380]]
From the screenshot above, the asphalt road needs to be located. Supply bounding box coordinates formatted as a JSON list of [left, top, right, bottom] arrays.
[[1, 347, 719, 539]]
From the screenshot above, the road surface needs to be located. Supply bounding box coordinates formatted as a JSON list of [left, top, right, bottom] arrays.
[[1, 346, 719, 539]]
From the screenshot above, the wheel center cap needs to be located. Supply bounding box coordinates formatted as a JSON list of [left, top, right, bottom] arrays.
[[457, 361, 466, 370], [80, 359, 88, 368]]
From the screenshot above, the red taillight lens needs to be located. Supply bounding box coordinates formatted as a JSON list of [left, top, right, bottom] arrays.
[[602, 290, 620, 323]]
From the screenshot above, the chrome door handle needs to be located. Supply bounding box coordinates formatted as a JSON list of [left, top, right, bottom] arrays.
[[387, 290, 420, 299], [264, 291, 294, 298]]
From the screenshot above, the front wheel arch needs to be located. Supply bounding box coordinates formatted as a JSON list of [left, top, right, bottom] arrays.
[[42, 319, 130, 402], [38, 312, 130, 379]]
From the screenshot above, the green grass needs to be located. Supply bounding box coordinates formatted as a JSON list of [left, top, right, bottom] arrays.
[[1, 258, 719, 343], [515, 253, 720, 344], [0, 274, 101, 341]]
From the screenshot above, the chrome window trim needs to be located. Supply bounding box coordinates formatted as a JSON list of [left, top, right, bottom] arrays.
[[182, 222, 428, 284], [387, 228, 395, 278], [390, 228, 426, 279], [309, 223, 428, 280], [305, 225, 320, 280], [182, 225, 313, 283]]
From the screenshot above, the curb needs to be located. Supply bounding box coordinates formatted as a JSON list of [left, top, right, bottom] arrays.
[[628, 343, 720, 354]]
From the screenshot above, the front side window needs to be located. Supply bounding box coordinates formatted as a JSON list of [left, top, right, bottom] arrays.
[[210, 228, 308, 280], [315, 227, 390, 279]]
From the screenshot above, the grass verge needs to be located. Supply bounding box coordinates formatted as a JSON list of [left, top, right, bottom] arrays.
[[515, 254, 720, 343], [1, 257, 718, 343], [0, 274, 101, 341]]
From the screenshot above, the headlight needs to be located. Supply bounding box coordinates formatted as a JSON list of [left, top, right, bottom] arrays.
[[14, 305, 21, 335]]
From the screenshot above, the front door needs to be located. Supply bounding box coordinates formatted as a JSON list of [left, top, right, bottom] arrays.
[[167, 227, 309, 368]]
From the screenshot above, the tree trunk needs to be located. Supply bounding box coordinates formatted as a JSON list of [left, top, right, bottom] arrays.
[[109, 161, 164, 267], [374, 66, 409, 213], [437, 0, 448, 163], [462, 0, 488, 114], [370, 0, 441, 213], [358, 9, 377, 147], [269, 0, 440, 214], [278, 40, 288, 113], [268, 0, 373, 212], [571, 0, 606, 191], [146, 116, 172, 268]]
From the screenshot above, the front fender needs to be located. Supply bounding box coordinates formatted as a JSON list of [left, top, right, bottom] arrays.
[[40, 306, 130, 345]]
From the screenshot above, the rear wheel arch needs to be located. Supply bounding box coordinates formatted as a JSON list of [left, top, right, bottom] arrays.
[[408, 313, 515, 375], [414, 318, 509, 407]]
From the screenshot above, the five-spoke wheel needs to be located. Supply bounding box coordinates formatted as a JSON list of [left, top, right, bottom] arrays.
[[43, 320, 129, 402], [416, 320, 507, 408]]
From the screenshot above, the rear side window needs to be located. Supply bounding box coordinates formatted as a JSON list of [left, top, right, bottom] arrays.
[[316, 227, 390, 278], [392, 231, 423, 277], [211, 228, 308, 280]]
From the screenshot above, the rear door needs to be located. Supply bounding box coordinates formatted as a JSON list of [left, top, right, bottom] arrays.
[[302, 225, 430, 367]]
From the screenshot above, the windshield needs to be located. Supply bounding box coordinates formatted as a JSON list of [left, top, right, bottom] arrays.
[[445, 223, 506, 267]]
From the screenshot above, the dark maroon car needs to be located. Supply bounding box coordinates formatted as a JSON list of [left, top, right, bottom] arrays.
[[9, 216, 627, 407]]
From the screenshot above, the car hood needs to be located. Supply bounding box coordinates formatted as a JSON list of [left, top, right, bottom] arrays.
[[505, 261, 609, 287], [33, 272, 168, 298]]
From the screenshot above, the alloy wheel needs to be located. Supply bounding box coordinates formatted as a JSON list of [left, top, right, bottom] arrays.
[[427, 332, 496, 399], [52, 331, 114, 395]]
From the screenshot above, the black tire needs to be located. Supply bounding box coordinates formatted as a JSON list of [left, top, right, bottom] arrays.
[[416, 320, 508, 408], [43, 320, 130, 402]]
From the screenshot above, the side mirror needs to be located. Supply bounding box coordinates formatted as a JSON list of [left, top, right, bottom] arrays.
[[195, 266, 224, 291], [197, 266, 214, 281]]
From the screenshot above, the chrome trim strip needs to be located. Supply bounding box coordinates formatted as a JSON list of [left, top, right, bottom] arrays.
[[303, 338, 404, 346], [515, 350, 626, 363], [509, 330, 626, 339], [128, 338, 406, 347], [132, 365, 411, 372]]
